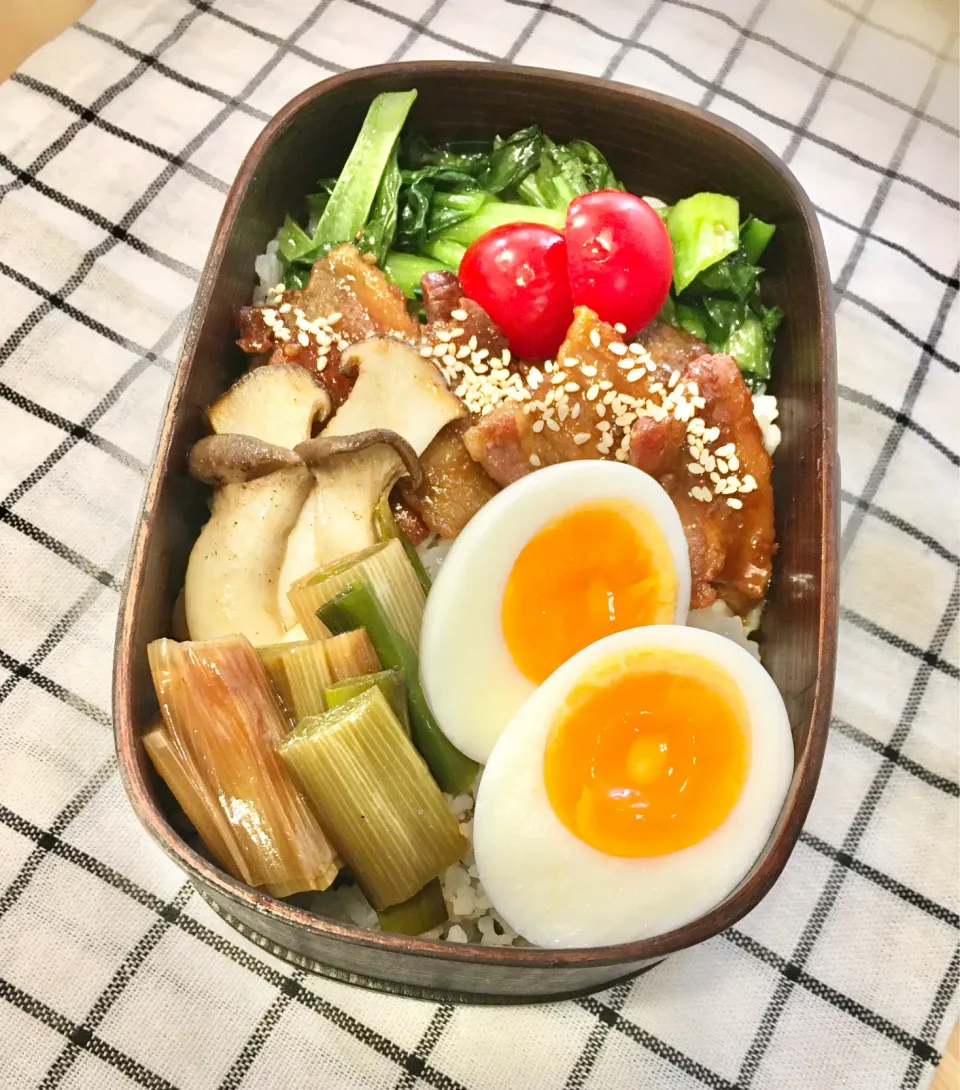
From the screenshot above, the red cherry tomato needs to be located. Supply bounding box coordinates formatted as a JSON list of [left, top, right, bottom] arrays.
[[565, 191, 673, 336], [459, 224, 573, 360]]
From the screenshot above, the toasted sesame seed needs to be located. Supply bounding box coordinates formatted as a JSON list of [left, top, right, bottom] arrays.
[[502, 349, 512, 365], [573, 432, 590, 445], [296, 331, 309, 347], [546, 418, 560, 432], [419, 346, 433, 358], [449, 328, 465, 340], [614, 322, 627, 334], [586, 384, 600, 401], [727, 497, 743, 510], [615, 413, 636, 428], [532, 420, 544, 433], [609, 342, 628, 356], [328, 312, 342, 324], [626, 368, 645, 383], [688, 463, 705, 475], [571, 402, 581, 419], [450, 308, 468, 321], [564, 381, 580, 393], [529, 454, 542, 467], [557, 402, 569, 422], [615, 448, 628, 461], [596, 404, 607, 417], [728, 454, 740, 472], [436, 330, 452, 343], [589, 329, 601, 348], [715, 442, 735, 457], [668, 370, 680, 389], [717, 457, 729, 475], [278, 302, 292, 314], [597, 421, 611, 431]]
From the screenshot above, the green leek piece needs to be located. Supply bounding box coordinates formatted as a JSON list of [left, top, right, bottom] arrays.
[[313, 91, 417, 248], [277, 688, 467, 910], [258, 640, 331, 723], [375, 494, 431, 594], [376, 879, 447, 935], [324, 630, 381, 682], [325, 668, 410, 736], [318, 581, 479, 795], [740, 216, 776, 264], [289, 538, 425, 650], [383, 251, 454, 300], [667, 193, 740, 292]]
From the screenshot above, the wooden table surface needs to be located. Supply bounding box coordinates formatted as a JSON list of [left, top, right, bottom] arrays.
[[0, 2, 957, 1088]]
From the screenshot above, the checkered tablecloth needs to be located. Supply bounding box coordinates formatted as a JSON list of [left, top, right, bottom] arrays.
[[0, 0, 956, 1087]]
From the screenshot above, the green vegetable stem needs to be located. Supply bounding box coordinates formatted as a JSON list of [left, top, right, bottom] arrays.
[[318, 580, 479, 796]]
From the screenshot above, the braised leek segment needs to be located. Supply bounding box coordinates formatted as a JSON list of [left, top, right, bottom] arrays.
[[288, 537, 425, 649], [318, 580, 479, 795], [377, 879, 447, 935], [325, 668, 410, 736], [277, 688, 467, 910], [375, 493, 431, 594], [143, 721, 245, 880], [258, 640, 332, 723], [148, 635, 338, 898], [324, 629, 381, 681]]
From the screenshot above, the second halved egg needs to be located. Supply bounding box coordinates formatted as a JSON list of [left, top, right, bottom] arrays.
[[419, 461, 691, 763]]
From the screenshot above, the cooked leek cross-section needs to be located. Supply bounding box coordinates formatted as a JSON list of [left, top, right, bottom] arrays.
[[258, 639, 331, 723], [277, 687, 467, 910], [324, 629, 381, 680], [377, 879, 447, 935], [375, 494, 431, 594], [325, 668, 409, 735], [289, 538, 425, 648], [147, 635, 338, 898], [143, 721, 242, 878], [318, 580, 479, 795]]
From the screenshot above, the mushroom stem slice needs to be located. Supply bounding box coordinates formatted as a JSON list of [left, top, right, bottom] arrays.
[[185, 465, 313, 644]]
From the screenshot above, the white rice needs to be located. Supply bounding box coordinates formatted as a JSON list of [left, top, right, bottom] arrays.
[[752, 393, 781, 455], [252, 237, 283, 305]]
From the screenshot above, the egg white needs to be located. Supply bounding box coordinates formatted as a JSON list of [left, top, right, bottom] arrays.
[[419, 461, 691, 764], [472, 625, 794, 949]]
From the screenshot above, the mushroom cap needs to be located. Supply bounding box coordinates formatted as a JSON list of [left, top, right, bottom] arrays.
[[189, 434, 302, 486]]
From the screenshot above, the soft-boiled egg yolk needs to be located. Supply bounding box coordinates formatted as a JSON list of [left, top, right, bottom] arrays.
[[501, 503, 679, 684], [543, 656, 750, 858], [472, 626, 794, 949]]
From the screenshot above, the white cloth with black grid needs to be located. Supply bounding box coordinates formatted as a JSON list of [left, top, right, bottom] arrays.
[[0, 0, 956, 1087]]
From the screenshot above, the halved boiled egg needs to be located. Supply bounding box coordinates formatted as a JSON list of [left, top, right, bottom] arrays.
[[473, 625, 793, 948], [420, 461, 691, 764]]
